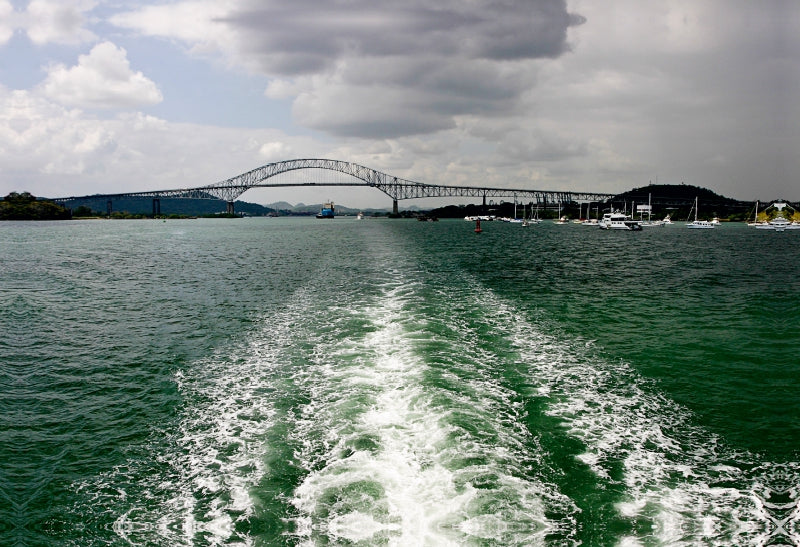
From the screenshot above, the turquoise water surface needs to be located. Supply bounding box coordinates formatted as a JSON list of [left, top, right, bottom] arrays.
[[2, 218, 798, 545]]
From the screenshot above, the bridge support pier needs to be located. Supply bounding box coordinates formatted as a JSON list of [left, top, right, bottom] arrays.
[[226, 201, 235, 215], [152, 198, 160, 217], [392, 199, 398, 216]]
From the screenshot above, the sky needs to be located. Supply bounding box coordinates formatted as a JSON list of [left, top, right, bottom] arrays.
[[1, 0, 798, 209]]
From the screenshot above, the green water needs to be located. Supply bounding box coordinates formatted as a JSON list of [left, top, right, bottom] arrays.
[[2, 218, 798, 545]]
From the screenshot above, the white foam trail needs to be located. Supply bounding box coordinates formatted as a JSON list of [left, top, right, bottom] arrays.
[[285, 279, 570, 545], [104, 287, 326, 546], [463, 284, 800, 545], [82, 258, 799, 545]]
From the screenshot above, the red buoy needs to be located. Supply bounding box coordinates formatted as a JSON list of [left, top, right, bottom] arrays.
[[475, 219, 482, 233]]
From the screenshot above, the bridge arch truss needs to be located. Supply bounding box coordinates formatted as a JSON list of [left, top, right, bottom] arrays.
[[55, 158, 615, 214]]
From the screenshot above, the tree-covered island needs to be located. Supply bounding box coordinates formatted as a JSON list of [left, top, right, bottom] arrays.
[[0, 192, 71, 220]]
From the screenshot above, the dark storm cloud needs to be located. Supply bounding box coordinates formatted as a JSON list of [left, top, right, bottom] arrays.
[[220, 0, 584, 138], [225, 0, 581, 73]]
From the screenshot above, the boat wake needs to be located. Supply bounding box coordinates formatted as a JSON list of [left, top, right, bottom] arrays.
[[281, 274, 575, 545], [74, 288, 323, 545], [73, 260, 798, 546], [479, 287, 800, 545]]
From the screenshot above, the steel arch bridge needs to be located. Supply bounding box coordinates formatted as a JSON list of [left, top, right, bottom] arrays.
[[55, 158, 616, 215]]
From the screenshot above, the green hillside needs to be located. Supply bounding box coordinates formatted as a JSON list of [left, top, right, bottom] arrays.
[[430, 184, 765, 221]]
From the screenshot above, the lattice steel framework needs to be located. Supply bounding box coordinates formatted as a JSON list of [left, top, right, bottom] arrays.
[[54, 158, 616, 209]]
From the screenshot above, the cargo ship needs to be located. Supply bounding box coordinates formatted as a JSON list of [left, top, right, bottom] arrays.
[[316, 201, 334, 219]]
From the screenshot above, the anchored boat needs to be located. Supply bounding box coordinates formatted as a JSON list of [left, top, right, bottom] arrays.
[[316, 201, 335, 219], [598, 211, 642, 231], [686, 197, 715, 229]]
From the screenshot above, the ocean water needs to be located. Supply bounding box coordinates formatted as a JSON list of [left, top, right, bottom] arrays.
[[2, 217, 798, 546]]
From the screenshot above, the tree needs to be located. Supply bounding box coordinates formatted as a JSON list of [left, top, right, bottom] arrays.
[[72, 205, 98, 217], [1, 192, 71, 220]]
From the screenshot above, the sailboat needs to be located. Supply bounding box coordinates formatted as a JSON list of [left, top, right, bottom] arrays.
[[639, 193, 665, 227], [686, 197, 715, 229], [554, 202, 569, 224], [747, 201, 768, 227], [582, 203, 599, 225], [510, 198, 523, 223], [530, 204, 543, 224], [572, 203, 584, 223]]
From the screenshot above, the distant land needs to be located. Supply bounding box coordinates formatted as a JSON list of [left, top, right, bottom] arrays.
[[431, 184, 793, 221], [2, 185, 796, 221], [35, 195, 409, 218]]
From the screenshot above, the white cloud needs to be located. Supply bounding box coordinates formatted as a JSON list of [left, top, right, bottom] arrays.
[[38, 41, 163, 109], [0, 87, 115, 183], [0, 86, 333, 201], [0, 1, 15, 45], [258, 141, 293, 161], [109, 1, 232, 55], [264, 78, 304, 100], [110, 0, 584, 138], [23, 0, 97, 45], [2, 0, 797, 204]]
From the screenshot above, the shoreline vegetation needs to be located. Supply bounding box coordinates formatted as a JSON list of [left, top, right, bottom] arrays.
[[2, 186, 798, 222], [1, 192, 71, 220]]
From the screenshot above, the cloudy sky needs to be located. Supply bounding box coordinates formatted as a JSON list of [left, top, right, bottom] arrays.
[[1, 0, 797, 208]]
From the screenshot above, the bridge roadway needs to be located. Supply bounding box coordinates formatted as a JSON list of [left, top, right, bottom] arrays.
[[54, 158, 616, 215]]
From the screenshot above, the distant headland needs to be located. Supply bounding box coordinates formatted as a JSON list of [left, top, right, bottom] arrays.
[[1, 185, 796, 221], [0, 192, 71, 220]]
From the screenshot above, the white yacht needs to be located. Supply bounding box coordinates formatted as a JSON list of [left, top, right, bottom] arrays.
[[756, 215, 794, 232], [753, 203, 799, 231], [686, 219, 715, 229], [598, 211, 642, 231]]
